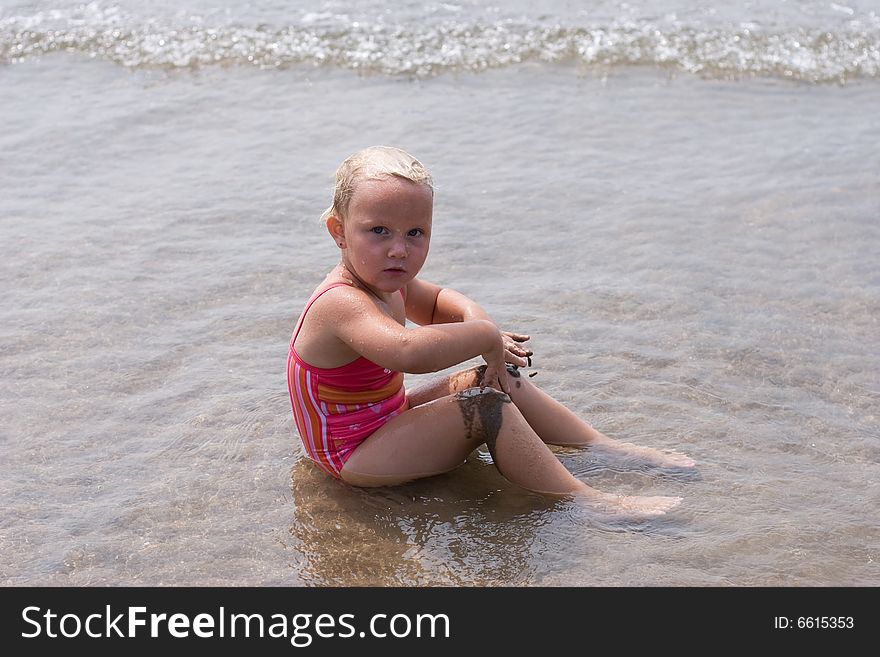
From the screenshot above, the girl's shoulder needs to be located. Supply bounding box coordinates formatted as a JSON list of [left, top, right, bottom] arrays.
[[303, 277, 386, 321], [292, 279, 374, 367], [302, 267, 405, 327], [301, 279, 359, 320]]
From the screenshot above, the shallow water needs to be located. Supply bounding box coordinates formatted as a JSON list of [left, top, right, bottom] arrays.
[[1, 1, 879, 586]]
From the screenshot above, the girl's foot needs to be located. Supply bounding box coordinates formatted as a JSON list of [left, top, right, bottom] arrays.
[[596, 441, 695, 469], [577, 490, 683, 517]]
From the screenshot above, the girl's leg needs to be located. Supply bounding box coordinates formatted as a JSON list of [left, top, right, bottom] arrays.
[[407, 365, 694, 467], [340, 388, 681, 516]]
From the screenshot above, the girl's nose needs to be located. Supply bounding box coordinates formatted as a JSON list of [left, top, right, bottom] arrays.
[[388, 238, 407, 258]]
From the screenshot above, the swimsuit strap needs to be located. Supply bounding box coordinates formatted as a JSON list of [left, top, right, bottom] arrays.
[[291, 283, 407, 344], [291, 282, 352, 344]]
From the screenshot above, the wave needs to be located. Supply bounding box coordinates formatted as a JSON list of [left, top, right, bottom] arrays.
[[2, 4, 879, 83]]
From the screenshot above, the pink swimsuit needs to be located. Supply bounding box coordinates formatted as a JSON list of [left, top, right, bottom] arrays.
[[287, 284, 407, 478]]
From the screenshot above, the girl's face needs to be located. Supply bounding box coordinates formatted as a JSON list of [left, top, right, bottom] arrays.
[[329, 177, 433, 296]]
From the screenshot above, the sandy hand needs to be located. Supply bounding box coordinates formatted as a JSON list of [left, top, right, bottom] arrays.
[[501, 330, 531, 366], [480, 333, 510, 394]]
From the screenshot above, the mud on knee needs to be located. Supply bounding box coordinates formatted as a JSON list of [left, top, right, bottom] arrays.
[[454, 387, 512, 464]]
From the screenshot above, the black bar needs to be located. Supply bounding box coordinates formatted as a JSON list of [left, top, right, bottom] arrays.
[[1, 586, 874, 654]]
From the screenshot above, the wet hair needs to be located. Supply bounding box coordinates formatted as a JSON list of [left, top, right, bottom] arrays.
[[320, 146, 434, 223]]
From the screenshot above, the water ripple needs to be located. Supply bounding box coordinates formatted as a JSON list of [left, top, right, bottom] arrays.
[[2, 4, 878, 82]]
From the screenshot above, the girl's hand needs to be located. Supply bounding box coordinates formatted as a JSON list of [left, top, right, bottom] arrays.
[[501, 331, 531, 367], [481, 331, 510, 395]]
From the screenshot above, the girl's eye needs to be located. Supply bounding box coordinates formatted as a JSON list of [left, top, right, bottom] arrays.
[[408, 229, 423, 237], [370, 227, 387, 235]]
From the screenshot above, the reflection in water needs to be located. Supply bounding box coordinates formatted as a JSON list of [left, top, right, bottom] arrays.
[[288, 450, 561, 586]]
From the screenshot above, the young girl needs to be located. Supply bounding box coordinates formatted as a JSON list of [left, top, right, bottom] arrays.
[[287, 146, 693, 516]]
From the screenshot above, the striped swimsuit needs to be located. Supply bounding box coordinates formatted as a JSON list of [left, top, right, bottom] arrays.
[[287, 284, 408, 478]]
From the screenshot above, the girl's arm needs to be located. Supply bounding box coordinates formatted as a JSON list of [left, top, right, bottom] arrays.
[[325, 286, 506, 385], [405, 278, 531, 367], [404, 278, 489, 324]]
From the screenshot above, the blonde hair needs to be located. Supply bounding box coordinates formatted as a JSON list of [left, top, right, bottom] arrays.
[[320, 146, 434, 223]]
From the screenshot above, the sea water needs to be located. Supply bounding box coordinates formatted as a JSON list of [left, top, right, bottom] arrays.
[[1, 0, 878, 585]]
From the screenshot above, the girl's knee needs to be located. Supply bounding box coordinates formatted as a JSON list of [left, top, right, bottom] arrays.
[[449, 364, 528, 394], [454, 386, 515, 462], [449, 365, 487, 392]]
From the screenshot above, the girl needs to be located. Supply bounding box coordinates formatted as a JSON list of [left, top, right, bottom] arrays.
[[287, 146, 693, 516]]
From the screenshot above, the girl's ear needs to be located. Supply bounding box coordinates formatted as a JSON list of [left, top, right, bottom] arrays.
[[326, 214, 346, 249]]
